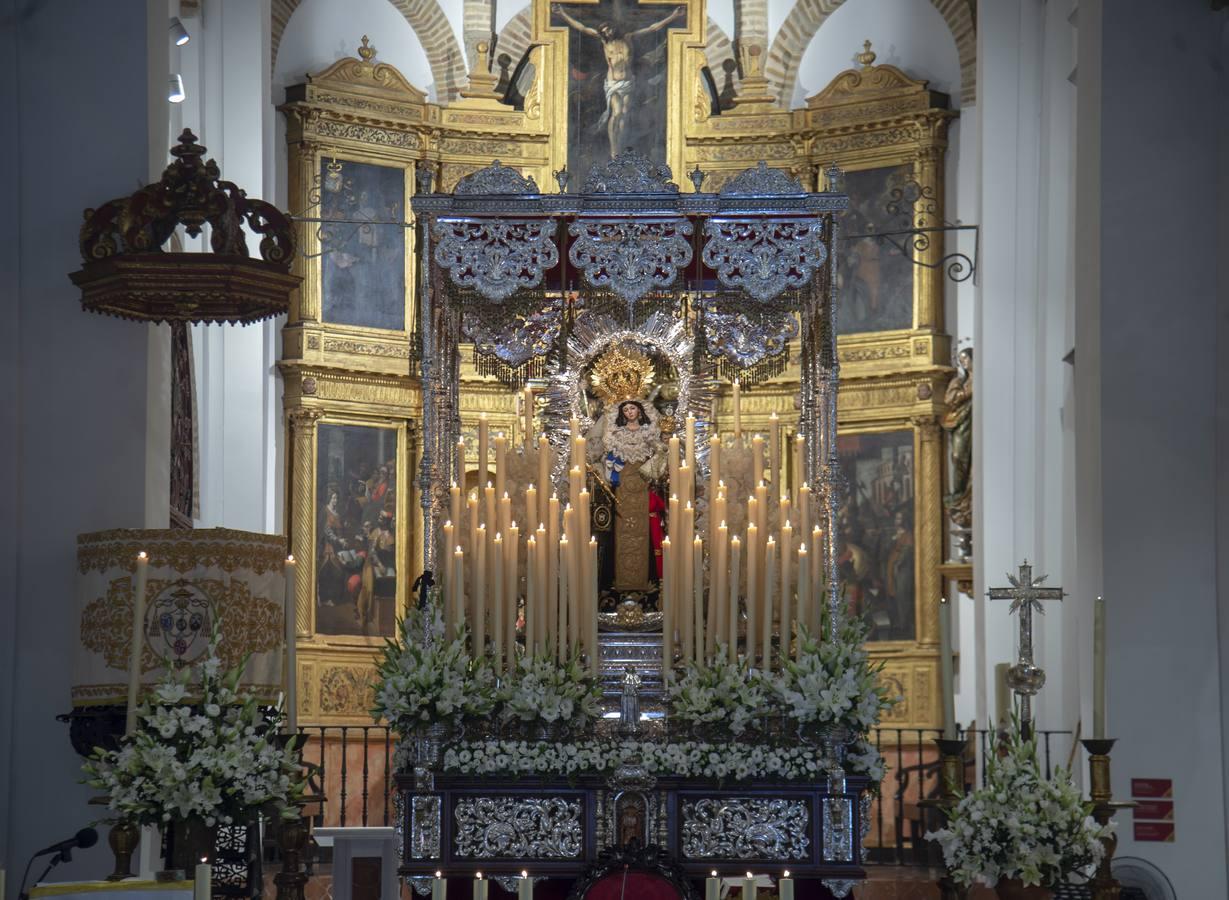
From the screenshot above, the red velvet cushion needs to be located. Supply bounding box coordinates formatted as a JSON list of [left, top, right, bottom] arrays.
[[582, 870, 683, 900]]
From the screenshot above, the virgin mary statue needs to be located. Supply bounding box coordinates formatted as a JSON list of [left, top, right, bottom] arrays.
[[585, 346, 669, 594]]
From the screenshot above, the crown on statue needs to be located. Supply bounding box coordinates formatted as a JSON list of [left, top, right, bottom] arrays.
[[590, 345, 654, 406]]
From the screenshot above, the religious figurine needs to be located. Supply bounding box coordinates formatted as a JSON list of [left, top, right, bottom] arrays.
[[586, 345, 669, 595], [941, 347, 973, 531], [619, 664, 642, 734]]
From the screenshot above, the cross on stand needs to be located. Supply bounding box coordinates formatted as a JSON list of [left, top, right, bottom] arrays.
[[987, 561, 1064, 740]]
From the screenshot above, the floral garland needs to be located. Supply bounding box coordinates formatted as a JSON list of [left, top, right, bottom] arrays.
[[371, 597, 495, 731], [927, 726, 1113, 888], [83, 624, 306, 827], [426, 737, 885, 784]]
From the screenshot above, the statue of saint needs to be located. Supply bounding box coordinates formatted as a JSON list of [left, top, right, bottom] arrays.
[[941, 347, 973, 529], [585, 345, 669, 595]]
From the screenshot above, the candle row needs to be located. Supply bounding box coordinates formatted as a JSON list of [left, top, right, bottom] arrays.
[[428, 870, 792, 899], [431, 871, 532, 900]]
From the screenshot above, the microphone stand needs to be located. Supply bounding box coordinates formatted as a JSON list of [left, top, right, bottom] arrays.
[[18, 848, 72, 900]]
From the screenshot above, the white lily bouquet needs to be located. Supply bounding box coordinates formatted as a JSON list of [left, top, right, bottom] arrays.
[[372, 596, 495, 733], [83, 624, 306, 827], [927, 727, 1113, 889], [497, 648, 603, 735], [668, 647, 770, 736]]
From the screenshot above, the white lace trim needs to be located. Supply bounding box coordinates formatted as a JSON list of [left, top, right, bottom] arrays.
[[600, 404, 663, 465]]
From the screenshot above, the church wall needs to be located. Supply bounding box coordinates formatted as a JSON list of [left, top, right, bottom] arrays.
[[0, 0, 154, 890], [1096, 0, 1228, 892], [1218, 13, 1229, 862]]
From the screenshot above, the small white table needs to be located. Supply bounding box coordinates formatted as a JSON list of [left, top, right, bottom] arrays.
[[314, 827, 399, 900], [31, 880, 193, 900]]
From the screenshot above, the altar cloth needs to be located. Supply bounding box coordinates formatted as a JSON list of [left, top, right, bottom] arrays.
[[31, 880, 193, 900]]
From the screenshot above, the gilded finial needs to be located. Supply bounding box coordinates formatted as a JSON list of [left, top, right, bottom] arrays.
[[358, 35, 376, 62], [856, 39, 876, 68]]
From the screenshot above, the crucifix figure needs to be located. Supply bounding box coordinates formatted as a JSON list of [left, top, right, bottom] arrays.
[[987, 561, 1064, 738]]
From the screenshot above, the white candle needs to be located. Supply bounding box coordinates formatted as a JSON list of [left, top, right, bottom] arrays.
[[522, 387, 534, 451], [548, 494, 560, 658], [940, 596, 957, 738], [811, 525, 823, 636], [796, 544, 810, 651], [525, 483, 538, 545], [711, 522, 728, 659], [560, 534, 573, 654], [729, 536, 741, 662], [798, 484, 811, 563], [743, 873, 756, 900], [442, 522, 455, 631], [668, 436, 680, 492], [450, 482, 462, 536], [588, 537, 599, 673], [506, 522, 519, 665], [746, 525, 758, 666], [535, 525, 547, 653], [693, 536, 704, 664], [456, 439, 466, 488], [779, 872, 794, 900], [194, 859, 211, 900], [492, 533, 504, 672], [779, 521, 792, 662], [792, 434, 805, 505], [518, 871, 532, 900], [706, 871, 720, 900], [283, 554, 297, 733], [126, 551, 149, 736], [1093, 595, 1107, 739], [685, 415, 697, 473], [432, 871, 445, 900], [452, 547, 465, 640], [526, 535, 538, 653], [494, 434, 507, 504], [537, 436, 551, 520], [474, 526, 487, 657], [662, 536, 673, 673], [732, 380, 742, 439], [763, 537, 776, 668], [751, 434, 764, 487], [768, 412, 780, 489], [478, 414, 489, 489], [473, 873, 487, 900]]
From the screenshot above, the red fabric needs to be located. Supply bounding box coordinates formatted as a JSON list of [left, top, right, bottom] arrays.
[[583, 871, 682, 900], [649, 490, 666, 580]]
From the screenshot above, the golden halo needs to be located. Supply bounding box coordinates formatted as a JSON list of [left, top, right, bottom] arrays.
[[589, 344, 654, 406]]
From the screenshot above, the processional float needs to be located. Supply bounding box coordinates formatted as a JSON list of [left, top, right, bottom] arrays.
[[399, 150, 870, 897]]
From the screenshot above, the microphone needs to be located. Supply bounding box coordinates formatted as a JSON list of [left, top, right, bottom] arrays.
[[34, 828, 98, 859]]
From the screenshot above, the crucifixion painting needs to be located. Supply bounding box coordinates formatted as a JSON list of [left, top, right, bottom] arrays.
[[551, 1, 688, 183]]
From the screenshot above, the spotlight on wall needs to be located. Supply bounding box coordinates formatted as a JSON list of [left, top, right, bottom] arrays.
[[168, 74, 186, 103], [169, 16, 190, 46]]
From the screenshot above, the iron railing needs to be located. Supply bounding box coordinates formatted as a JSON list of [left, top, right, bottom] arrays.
[[295, 724, 1074, 867]]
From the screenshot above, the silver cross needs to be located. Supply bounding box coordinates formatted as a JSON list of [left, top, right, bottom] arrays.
[[987, 561, 1064, 735]]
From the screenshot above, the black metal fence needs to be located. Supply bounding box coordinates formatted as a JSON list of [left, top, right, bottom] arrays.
[[295, 724, 1075, 867]]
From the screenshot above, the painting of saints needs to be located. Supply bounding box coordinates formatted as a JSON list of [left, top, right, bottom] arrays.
[[836, 165, 915, 334], [551, 1, 687, 183]]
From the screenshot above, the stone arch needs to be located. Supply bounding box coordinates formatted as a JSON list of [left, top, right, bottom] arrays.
[[271, 0, 468, 101], [495, 5, 533, 73], [765, 0, 976, 107]]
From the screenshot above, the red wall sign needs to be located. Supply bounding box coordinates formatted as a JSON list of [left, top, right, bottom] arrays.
[[1133, 821, 1175, 842], [1130, 778, 1173, 798]]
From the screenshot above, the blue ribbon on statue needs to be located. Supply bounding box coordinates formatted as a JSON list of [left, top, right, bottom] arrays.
[[605, 451, 626, 487]]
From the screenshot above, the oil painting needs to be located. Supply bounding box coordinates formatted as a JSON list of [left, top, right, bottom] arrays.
[[836, 429, 915, 641], [316, 423, 398, 637], [837, 165, 915, 334], [319, 159, 406, 331], [550, 1, 688, 185]]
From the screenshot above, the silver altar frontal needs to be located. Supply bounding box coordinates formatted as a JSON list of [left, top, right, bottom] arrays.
[[401, 151, 868, 896]]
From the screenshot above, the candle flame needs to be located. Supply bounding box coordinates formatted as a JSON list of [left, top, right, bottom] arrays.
[[521, 870, 528, 878], [137, 551, 148, 560], [435, 871, 442, 878], [711, 871, 717, 878], [285, 554, 295, 564], [784, 870, 791, 878]]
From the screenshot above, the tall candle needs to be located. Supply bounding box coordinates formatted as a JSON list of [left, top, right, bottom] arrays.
[[706, 871, 720, 900], [678, 463, 691, 507], [557, 535, 570, 659], [432, 872, 445, 900], [442, 522, 455, 630], [474, 526, 487, 657], [565, 508, 580, 651], [796, 544, 809, 652], [792, 434, 805, 505], [732, 380, 742, 439], [467, 491, 479, 579], [492, 533, 504, 672], [534, 526, 547, 652], [506, 522, 519, 664], [798, 484, 811, 557], [751, 434, 764, 486], [547, 494, 560, 654], [681, 503, 695, 662], [685, 415, 697, 473], [522, 387, 534, 451], [194, 859, 211, 900], [729, 536, 741, 662], [126, 551, 149, 735], [811, 525, 823, 636], [282, 554, 296, 734], [518, 871, 533, 900], [1093, 595, 1106, 739], [746, 525, 758, 666], [662, 536, 674, 674], [537, 436, 551, 517], [456, 439, 466, 489], [588, 537, 599, 673], [708, 436, 721, 492], [768, 413, 780, 489], [763, 537, 776, 668], [499, 493, 512, 547], [525, 484, 538, 539], [478, 413, 489, 488], [693, 536, 704, 664], [473, 873, 488, 900], [711, 522, 728, 658], [483, 483, 496, 537], [743, 873, 756, 900], [494, 434, 507, 512], [939, 596, 957, 739], [779, 521, 792, 660], [668, 436, 680, 491], [453, 546, 465, 640], [450, 482, 462, 536], [569, 416, 582, 468], [526, 538, 537, 652]]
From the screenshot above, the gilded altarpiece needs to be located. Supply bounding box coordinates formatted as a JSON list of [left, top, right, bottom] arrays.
[[280, 19, 954, 730]]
